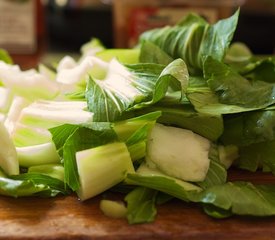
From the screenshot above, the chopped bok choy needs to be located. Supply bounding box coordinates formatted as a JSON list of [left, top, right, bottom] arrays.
[[76, 142, 134, 200], [146, 123, 211, 182], [0, 9, 275, 224], [0, 121, 18, 175]]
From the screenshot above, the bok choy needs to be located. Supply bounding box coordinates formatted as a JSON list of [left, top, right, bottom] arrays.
[[0, 9, 275, 225]]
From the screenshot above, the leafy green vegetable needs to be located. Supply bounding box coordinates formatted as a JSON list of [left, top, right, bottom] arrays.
[[49, 124, 79, 157], [218, 144, 239, 169], [146, 123, 211, 182], [139, 41, 173, 65], [192, 181, 275, 217], [113, 111, 161, 162], [225, 44, 275, 83], [0, 121, 19, 175], [16, 142, 60, 167], [224, 42, 252, 72], [100, 199, 127, 219], [243, 57, 275, 83], [126, 163, 201, 202], [86, 58, 188, 122], [225, 42, 252, 61], [139, 104, 223, 141], [0, 65, 59, 101], [96, 49, 140, 64], [12, 124, 52, 147], [125, 187, 158, 224], [127, 141, 146, 163], [125, 124, 150, 161], [0, 173, 69, 198], [50, 123, 117, 191], [28, 164, 64, 182], [197, 144, 227, 189], [18, 100, 93, 129], [1, 8, 275, 223], [113, 111, 161, 141], [205, 56, 275, 109], [221, 110, 275, 146], [202, 204, 233, 218], [63, 126, 117, 191], [221, 110, 275, 173], [76, 142, 134, 200], [86, 60, 163, 122], [139, 9, 239, 74], [236, 140, 275, 173], [187, 85, 258, 115], [0, 86, 13, 113], [186, 75, 258, 115]]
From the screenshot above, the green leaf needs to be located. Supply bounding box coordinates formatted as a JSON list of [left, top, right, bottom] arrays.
[[225, 42, 252, 61], [243, 57, 275, 83], [0, 173, 69, 198], [50, 123, 117, 191], [139, 104, 223, 141], [187, 76, 258, 115], [192, 181, 275, 217], [125, 187, 158, 224], [205, 57, 275, 109], [28, 164, 64, 182], [236, 140, 275, 173], [224, 42, 252, 72], [125, 124, 149, 147], [127, 142, 146, 163], [12, 173, 69, 195], [155, 192, 174, 205], [125, 124, 154, 162], [177, 12, 208, 26], [126, 164, 201, 202], [155, 58, 189, 97], [86, 59, 188, 122], [197, 144, 227, 189], [113, 112, 161, 162], [139, 41, 174, 65], [113, 111, 161, 141], [139, 10, 239, 74], [96, 49, 140, 64], [221, 110, 275, 146], [49, 124, 79, 157], [203, 204, 233, 218], [86, 60, 163, 122]]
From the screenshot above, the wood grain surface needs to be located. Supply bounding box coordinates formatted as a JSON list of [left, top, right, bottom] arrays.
[[0, 169, 275, 240]]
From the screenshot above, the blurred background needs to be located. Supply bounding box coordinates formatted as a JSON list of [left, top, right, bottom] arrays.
[[0, 0, 274, 68]]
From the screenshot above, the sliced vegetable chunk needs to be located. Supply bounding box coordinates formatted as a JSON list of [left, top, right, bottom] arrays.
[[76, 142, 134, 200]]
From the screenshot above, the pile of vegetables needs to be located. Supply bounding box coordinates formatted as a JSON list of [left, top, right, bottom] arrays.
[[1, 9, 275, 223]]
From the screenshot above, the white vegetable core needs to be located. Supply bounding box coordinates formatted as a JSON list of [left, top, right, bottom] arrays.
[[146, 123, 211, 182]]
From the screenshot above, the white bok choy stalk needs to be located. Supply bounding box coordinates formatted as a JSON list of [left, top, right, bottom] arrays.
[[0, 86, 13, 114], [56, 55, 102, 95], [17, 100, 93, 128], [12, 100, 93, 167], [0, 61, 60, 101], [4, 96, 30, 135], [146, 123, 211, 182], [76, 142, 134, 201], [16, 142, 60, 168], [0, 121, 18, 175]]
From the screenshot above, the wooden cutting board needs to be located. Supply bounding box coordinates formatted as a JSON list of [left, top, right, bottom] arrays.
[[1, 169, 275, 240]]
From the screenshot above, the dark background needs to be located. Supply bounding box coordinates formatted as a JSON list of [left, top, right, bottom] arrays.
[[44, 0, 275, 55]]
